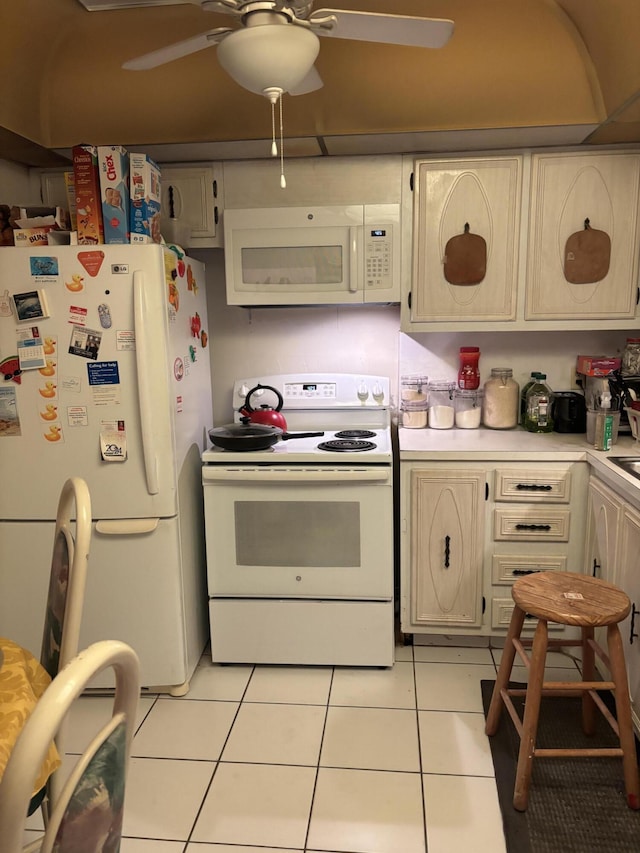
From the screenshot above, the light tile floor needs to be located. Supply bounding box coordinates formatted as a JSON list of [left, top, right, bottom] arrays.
[[25, 643, 584, 853]]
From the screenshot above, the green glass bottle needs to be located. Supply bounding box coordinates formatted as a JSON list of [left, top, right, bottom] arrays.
[[524, 374, 554, 433], [520, 372, 542, 425]]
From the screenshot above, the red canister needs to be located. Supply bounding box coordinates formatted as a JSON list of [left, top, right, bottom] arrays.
[[458, 347, 480, 390]]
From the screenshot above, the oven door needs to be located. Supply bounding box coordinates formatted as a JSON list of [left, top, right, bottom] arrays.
[[202, 465, 393, 599]]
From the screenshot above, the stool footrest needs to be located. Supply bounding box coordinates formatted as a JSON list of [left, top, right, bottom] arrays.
[[535, 747, 624, 759]]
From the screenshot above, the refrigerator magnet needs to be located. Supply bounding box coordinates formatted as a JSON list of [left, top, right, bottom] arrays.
[[0, 386, 21, 436], [100, 420, 126, 462], [11, 289, 49, 322], [68, 325, 102, 360], [0, 290, 12, 317]]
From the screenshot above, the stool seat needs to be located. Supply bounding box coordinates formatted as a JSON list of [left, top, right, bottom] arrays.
[[485, 570, 640, 812], [512, 571, 631, 627]]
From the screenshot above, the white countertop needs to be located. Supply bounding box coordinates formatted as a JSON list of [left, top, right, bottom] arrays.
[[398, 426, 640, 509]]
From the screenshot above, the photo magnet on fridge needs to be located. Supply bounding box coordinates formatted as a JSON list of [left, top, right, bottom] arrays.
[[68, 325, 102, 360], [11, 289, 49, 322]]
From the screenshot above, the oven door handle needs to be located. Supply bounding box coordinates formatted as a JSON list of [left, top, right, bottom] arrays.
[[202, 467, 391, 483]]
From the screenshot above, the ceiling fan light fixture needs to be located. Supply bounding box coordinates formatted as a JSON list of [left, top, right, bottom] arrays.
[[216, 24, 320, 96]]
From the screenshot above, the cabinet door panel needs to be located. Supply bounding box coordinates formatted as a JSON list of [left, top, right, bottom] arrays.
[[618, 506, 640, 725], [412, 157, 521, 322], [526, 152, 640, 320], [411, 470, 484, 627]]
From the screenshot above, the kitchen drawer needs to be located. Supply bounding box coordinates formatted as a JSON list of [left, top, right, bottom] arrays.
[[494, 467, 571, 502], [491, 553, 568, 585], [493, 508, 570, 541], [491, 597, 563, 632]]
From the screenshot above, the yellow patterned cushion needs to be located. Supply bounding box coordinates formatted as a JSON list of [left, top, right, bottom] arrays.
[[0, 637, 61, 794]]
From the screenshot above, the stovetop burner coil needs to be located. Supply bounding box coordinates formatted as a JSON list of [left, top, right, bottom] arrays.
[[334, 429, 376, 439], [317, 439, 378, 452]]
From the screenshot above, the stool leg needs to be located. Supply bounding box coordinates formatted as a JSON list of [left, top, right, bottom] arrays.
[[486, 604, 526, 736], [581, 625, 596, 736], [514, 618, 548, 812], [606, 623, 640, 810]]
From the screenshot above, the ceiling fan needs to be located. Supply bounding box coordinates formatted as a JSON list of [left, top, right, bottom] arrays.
[[122, 1, 455, 98]]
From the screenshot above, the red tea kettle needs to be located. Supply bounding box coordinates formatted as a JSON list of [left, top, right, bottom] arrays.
[[239, 384, 287, 430]]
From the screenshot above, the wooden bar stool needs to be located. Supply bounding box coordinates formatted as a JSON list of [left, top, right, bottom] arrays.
[[485, 571, 640, 812]]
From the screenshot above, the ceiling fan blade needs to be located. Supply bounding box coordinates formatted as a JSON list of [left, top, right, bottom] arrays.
[[122, 27, 232, 70], [310, 9, 454, 49], [289, 65, 323, 96]]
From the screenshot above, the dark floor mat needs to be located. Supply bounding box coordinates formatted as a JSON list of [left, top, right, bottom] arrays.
[[481, 680, 640, 853]]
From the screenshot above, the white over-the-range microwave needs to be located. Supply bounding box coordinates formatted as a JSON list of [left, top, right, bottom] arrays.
[[223, 204, 401, 306]]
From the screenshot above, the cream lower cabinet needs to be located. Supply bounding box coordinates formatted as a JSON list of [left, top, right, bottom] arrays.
[[405, 468, 486, 630], [401, 461, 588, 637], [587, 476, 640, 729]]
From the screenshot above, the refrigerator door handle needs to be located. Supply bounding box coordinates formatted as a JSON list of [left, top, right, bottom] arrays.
[[96, 519, 160, 535], [133, 270, 160, 495]]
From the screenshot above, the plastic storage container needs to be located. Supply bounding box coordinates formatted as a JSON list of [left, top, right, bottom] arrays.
[[427, 380, 456, 429], [458, 347, 481, 390], [482, 368, 519, 430], [524, 374, 554, 433], [455, 389, 483, 428]]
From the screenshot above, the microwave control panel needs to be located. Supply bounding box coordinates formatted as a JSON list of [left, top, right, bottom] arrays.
[[363, 203, 400, 294], [365, 227, 393, 290]]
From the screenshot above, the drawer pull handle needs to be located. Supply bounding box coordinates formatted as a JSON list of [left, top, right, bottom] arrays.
[[444, 534, 451, 568], [512, 569, 541, 575], [515, 483, 553, 491], [515, 523, 552, 531]]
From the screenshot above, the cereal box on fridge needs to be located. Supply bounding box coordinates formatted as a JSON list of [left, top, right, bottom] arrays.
[[72, 144, 104, 245], [98, 145, 130, 244], [129, 153, 161, 244]]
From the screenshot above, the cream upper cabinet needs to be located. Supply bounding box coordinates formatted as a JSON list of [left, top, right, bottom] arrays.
[[159, 164, 223, 248], [409, 156, 522, 324], [526, 151, 640, 322]]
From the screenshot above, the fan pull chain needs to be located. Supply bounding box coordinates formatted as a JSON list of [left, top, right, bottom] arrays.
[[271, 97, 277, 157], [279, 93, 286, 189]]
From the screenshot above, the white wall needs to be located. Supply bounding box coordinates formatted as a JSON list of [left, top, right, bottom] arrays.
[[193, 249, 402, 424]]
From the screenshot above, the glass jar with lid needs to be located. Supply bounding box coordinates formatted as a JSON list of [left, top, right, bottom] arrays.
[[401, 374, 428, 403], [482, 368, 519, 430], [621, 339, 640, 377], [455, 389, 483, 429], [401, 399, 428, 429], [427, 380, 456, 429]]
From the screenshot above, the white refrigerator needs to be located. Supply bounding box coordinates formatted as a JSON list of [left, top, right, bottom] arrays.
[[0, 244, 212, 693]]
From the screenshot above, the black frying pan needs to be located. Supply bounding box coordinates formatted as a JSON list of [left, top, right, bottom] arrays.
[[208, 423, 324, 452]]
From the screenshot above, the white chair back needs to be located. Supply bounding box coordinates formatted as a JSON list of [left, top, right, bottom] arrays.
[[0, 640, 140, 853]]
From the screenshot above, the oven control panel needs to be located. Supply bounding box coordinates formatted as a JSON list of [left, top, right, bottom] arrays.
[[284, 382, 336, 400]]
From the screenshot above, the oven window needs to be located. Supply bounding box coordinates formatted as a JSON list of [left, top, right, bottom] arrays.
[[241, 246, 342, 285], [234, 501, 361, 567]]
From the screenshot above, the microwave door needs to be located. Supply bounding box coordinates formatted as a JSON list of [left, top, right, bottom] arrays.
[[224, 206, 366, 306]]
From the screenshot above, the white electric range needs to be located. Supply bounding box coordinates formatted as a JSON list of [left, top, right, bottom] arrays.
[[202, 373, 395, 667]]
